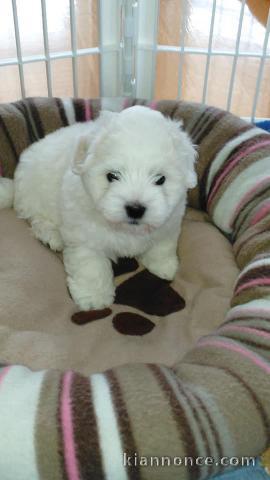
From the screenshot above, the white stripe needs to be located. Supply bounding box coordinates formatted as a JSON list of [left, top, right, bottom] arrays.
[[62, 98, 76, 125], [206, 127, 263, 195], [237, 257, 270, 279], [213, 156, 270, 233], [226, 298, 270, 321], [90, 373, 128, 480], [0, 366, 45, 480]]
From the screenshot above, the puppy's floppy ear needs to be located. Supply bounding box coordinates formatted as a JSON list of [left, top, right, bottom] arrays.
[[72, 135, 89, 175], [167, 118, 197, 189], [72, 112, 118, 175]]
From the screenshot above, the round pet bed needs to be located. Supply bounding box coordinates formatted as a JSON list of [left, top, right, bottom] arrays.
[[0, 96, 270, 480]]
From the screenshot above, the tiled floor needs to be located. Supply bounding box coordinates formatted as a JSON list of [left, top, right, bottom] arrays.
[[0, 0, 269, 118]]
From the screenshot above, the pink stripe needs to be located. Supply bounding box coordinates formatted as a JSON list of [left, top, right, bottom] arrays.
[[149, 101, 157, 110], [218, 325, 270, 339], [61, 371, 80, 480], [197, 339, 270, 374], [0, 366, 11, 386], [250, 200, 270, 226], [208, 140, 270, 206], [84, 100, 92, 121], [235, 278, 270, 295], [229, 177, 270, 228]]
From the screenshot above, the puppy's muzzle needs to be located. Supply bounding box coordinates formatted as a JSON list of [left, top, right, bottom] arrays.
[[125, 203, 146, 220]]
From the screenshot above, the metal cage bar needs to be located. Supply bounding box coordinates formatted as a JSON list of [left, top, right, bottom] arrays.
[[11, 0, 26, 98], [202, 0, 217, 104], [226, 0, 246, 111], [0, 48, 100, 68], [177, 0, 187, 100], [69, 0, 79, 98], [40, 0, 53, 97], [251, 8, 270, 121], [157, 46, 270, 58], [1, 0, 269, 120]]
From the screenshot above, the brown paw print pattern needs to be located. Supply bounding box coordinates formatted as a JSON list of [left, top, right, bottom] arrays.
[[71, 258, 185, 335]]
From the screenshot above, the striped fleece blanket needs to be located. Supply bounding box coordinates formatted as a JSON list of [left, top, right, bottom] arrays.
[[0, 96, 270, 480]]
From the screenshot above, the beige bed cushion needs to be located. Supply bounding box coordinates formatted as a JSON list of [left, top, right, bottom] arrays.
[[0, 207, 238, 375]]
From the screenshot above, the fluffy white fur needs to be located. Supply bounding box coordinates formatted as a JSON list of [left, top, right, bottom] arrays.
[[0, 106, 197, 310]]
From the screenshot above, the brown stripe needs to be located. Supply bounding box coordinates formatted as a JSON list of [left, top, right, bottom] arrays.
[[33, 97, 63, 136], [209, 134, 270, 201], [89, 98, 102, 120], [235, 233, 270, 270], [209, 148, 270, 216], [194, 109, 226, 145], [234, 223, 270, 258], [74, 98, 87, 122], [176, 102, 208, 136], [222, 317, 270, 329], [195, 362, 270, 445], [184, 381, 223, 461], [199, 125, 252, 210], [173, 375, 213, 478], [71, 373, 104, 479], [232, 286, 270, 307], [0, 114, 19, 162], [55, 98, 69, 126], [35, 371, 63, 480], [189, 107, 213, 140], [17, 100, 39, 141], [217, 133, 270, 178], [13, 101, 36, 143], [106, 370, 140, 480], [190, 111, 252, 209], [28, 98, 45, 138], [57, 373, 69, 480], [232, 185, 270, 241], [132, 98, 148, 107], [235, 266, 270, 290], [169, 102, 181, 121], [149, 364, 200, 480], [219, 331, 270, 353]]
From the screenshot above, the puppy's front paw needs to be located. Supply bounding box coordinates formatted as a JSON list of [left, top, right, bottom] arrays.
[[31, 221, 63, 251], [67, 277, 115, 311], [141, 254, 179, 281]]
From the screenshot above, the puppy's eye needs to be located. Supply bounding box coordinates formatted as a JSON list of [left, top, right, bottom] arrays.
[[155, 175, 166, 186], [107, 172, 120, 182]]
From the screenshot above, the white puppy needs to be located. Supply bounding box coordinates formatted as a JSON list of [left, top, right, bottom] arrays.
[[5, 106, 197, 310]]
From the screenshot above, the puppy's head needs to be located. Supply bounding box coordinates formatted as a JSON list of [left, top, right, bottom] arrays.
[[73, 106, 197, 233]]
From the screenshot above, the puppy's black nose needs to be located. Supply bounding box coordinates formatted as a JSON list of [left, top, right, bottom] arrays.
[[125, 203, 146, 219]]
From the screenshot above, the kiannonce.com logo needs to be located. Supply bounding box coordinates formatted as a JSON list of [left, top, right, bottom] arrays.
[[123, 453, 256, 468]]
